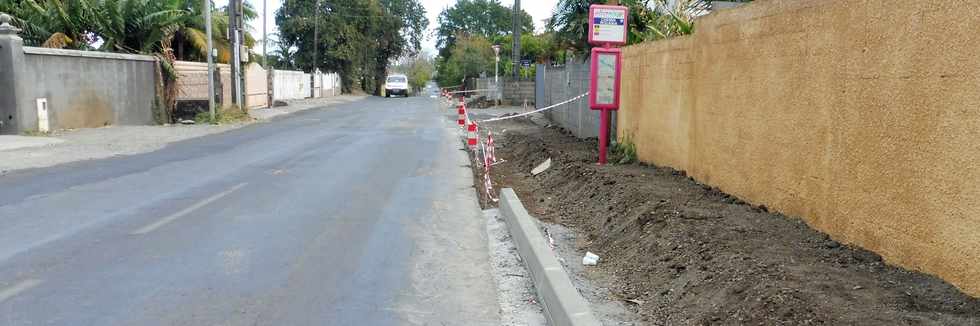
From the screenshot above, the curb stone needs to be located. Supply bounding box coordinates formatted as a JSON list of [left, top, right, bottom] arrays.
[[498, 188, 602, 326]]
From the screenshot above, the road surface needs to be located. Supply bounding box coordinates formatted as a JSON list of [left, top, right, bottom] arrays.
[[0, 97, 500, 325]]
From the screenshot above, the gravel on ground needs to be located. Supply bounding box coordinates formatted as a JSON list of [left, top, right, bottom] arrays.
[[484, 208, 547, 326]]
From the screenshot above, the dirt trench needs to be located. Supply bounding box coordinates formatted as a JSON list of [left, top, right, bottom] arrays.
[[472, 118, 980, 326]]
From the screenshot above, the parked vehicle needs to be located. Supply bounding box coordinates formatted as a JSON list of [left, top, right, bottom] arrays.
[[384, 74, 409, 97]]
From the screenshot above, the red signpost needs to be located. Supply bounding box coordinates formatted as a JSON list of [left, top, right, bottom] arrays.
[[587, 4, 628, 165]]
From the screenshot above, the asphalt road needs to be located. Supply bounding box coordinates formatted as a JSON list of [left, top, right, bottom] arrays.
[[0, 96, 501, 325]]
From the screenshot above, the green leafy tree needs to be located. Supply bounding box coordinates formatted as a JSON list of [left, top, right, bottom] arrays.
[[276, 0, 427, 94], [494, 32, 557, 64], [435, 0, 532, 60], [436, 35, 492, 86], [393, 54, 433, 93]]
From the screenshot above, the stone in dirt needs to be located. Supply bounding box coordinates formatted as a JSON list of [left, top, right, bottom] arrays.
[[582, 251, 599, 266], [530, 158, 551, 176]]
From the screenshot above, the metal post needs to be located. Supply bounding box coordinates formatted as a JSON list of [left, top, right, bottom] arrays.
[[599, 0, 619, 164], [204, 0, 216, 120]]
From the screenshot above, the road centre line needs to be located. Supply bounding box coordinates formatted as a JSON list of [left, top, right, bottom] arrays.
[[0, 279, 42, 304], [131, 183, 248, 235]]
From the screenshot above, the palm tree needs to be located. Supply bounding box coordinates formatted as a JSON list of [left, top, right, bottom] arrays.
[[171, 0, 257, 64], [3, 0, 100, 48], [88, 0, 190, 120]]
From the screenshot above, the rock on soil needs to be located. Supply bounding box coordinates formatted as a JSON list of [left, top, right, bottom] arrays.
[[477, 118, 980, 325]]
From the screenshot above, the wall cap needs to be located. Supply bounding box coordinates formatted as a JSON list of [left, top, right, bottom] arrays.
[[23, 47, 157, 62], [0, 12, 22, 35]]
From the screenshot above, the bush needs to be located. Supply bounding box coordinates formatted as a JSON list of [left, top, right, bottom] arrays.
[[612, 134, 638, 164]]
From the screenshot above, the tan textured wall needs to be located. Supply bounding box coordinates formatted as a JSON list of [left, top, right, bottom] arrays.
[[618, 0, 980, 296]]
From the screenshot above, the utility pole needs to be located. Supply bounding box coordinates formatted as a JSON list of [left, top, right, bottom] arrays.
[[264, 0, 272, 108], [511, 0, 521, 79], [205, 0, 216, 120], [313, 0, 320, 73], [229, 0, 244, 108]]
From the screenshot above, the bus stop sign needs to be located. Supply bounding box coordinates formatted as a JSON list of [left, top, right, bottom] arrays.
[[588, 5, 629, 46]]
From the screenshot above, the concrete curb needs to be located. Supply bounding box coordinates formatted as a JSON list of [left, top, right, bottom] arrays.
[[498, 188, 601, 326]]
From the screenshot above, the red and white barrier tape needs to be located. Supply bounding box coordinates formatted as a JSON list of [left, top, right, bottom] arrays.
[[477, 92, 588, 123], [447, 88, 497, 95], [460, 93, 589, 202], [480, 133, 498, 202]]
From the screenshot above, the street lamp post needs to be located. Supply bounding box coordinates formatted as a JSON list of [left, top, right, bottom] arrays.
[[492, 44, 500, 102], [492, 44, 500, 85]]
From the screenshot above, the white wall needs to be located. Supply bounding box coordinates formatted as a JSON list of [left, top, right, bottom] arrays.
[[273, 70, 311, 100], [312, 72, 341, 98]]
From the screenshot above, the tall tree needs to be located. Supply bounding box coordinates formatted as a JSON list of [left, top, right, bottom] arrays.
[[435, 0, 532, 60], [276, 0, 427, 93], [435, 34, 493, 87]]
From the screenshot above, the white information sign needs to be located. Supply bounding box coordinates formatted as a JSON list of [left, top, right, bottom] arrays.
[[590, 7, 627, 45], [595, 53, 617, 105]]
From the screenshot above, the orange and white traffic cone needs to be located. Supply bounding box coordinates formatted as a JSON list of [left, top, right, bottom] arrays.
[[467, 121, 478, 149], [457, 103, 466, 127]]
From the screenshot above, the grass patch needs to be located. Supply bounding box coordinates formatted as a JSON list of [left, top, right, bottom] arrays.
[[611, 134, 638, 164], [194, 107, 253, 125], [21, 130, 51, 137]]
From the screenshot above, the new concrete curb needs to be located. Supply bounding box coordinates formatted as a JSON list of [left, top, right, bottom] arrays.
[[498, 188, 601, 326]]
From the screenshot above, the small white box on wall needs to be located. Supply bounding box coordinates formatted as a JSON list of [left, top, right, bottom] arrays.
[[35, 98, 49, 132]]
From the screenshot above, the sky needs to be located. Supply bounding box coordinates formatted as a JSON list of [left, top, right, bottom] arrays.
[[217, 0, 558, 56]]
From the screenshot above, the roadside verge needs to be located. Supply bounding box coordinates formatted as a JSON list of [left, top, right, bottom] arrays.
[[0, 96, 365, 175], [498, 188, 601, 326]]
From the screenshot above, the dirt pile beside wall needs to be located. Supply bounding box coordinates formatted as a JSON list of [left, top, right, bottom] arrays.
[[484, 119, 980, 325]]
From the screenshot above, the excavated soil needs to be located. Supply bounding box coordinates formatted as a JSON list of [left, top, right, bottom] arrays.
[[475, 118, 980, 326]]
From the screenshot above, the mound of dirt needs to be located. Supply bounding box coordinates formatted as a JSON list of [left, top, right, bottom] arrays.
[[479, 119, 980, 325]]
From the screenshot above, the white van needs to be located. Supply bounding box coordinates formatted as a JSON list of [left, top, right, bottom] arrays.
[[385, 74, 409, 97]]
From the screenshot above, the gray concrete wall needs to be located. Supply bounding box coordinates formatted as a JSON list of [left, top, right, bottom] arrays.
[[0, 15, 28, 134], [19, 47, 157, 131], [536, 61, 616, 139]]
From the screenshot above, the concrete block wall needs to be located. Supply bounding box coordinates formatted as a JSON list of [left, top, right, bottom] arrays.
[[501, 80, 535, 106], [618, 0, 980, 296], [474, 77, 535, 106]]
